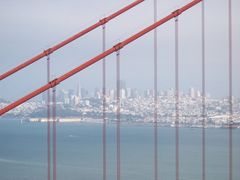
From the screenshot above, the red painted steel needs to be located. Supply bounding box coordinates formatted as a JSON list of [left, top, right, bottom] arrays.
[[52, 87, 57, 180], [153, 0, 158, 180], [47, 55, 51, 180], [228, 0, 233, 180], [201, 1, 206, 180], [116, 51, 121, 180], [0, 0, 202, 116], [0, 0, 144, 81], [102, 24, 107, 180], [175, 16, 179, 180]]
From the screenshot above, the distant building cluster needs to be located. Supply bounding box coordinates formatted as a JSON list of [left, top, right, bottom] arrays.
[[1, 82, 240, 128], [41, 81, 144, 106], [41, 82, 210, 106]]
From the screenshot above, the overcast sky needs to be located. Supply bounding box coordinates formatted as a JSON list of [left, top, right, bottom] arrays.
[[0, 0, 239, 100]]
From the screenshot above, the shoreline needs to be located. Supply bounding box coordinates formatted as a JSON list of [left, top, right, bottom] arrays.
[[24, 117, 240, 129]]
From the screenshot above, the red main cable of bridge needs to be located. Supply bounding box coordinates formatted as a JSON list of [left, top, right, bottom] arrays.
[[0, 0, 202, 116], [0, 0, 144, 81]]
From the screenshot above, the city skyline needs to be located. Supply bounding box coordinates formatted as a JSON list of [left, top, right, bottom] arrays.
[[41, 83, 212, 104], [1, 0, 240, 100], [1, 81, 239, 129], [0, 1, 239, 180]]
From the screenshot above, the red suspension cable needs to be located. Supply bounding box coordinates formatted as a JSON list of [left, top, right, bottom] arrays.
[[201, 1, 206, 180], [102, 24, 107, 180], [153, 0, 158, 180], [47, 55, 51, 180], [228, 0, 233, 180], [0, 0, 144, 81], [175, 15, 179, 180], [52, 87, 57, 180], [0, 0, 203, 116], [116, 50, 121, 180]]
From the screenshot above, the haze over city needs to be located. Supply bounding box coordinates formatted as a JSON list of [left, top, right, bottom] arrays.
[[0, 1, 240, 180], [0, 0, 240, 100]]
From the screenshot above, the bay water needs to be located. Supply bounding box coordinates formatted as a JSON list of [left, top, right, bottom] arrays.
[[0, 119, 239, 180]]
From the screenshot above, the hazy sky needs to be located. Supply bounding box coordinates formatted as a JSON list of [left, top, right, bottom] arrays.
[[0, 0, 239, 101]]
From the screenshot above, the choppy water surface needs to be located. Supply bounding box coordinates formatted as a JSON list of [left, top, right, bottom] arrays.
[[0, 119, 239, 180]]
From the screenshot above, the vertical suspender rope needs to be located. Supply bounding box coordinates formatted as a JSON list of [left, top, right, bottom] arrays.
[[175, 15, 179, 180], [153, 0, 158, 180], [102, 24, 107, 180], [201, 1, 206, 180], [116, 50, 121, 180], [47, 54, 51, 180], [228, 0, 233, 180], [52, 86, 57, 180]]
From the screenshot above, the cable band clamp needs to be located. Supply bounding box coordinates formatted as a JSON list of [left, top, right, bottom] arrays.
[[44, 48, 52, 57], [49, 79, 59, 88], [113, 43, 123, 52], [99, 18, 109, 26], [172, 9, 181, 18]]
